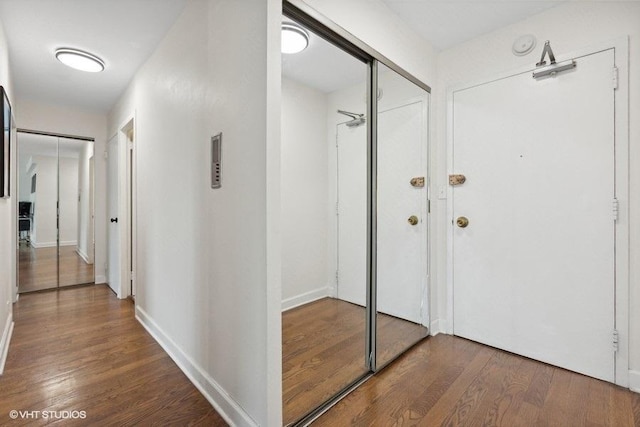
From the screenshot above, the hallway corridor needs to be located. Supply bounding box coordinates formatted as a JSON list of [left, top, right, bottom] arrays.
[[0, 285, 226, 426]]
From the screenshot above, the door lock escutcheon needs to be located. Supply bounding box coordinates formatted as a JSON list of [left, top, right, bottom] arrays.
[[456, 216, 469, 228], [410, 177, 425, 188], [408, 215, 419, 226], [449, 174, 466, 186]]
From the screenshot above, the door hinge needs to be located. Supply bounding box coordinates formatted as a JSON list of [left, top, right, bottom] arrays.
[[613, 198, 619, 221], [336, 201, 339, 216], [103, 150, 108, 159], [427, 199, 431, 214], [613, 329, 619, 352], [130, 271, 134, 281], [335, 270, 339, 285], [613, 66, 619, 90]]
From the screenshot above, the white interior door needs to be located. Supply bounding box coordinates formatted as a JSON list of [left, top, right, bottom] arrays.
[[377, 101, 427, 323], [107, 135, 120, 295], [337, 123, 367, 306], [452, 49, 616, 381]]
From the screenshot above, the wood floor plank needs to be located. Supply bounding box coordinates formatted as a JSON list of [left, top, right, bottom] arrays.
[[19, 244, 94, 292], [0, 285, 226, 426], [282, 298, 428, 425], [316, 334, 640, 427]]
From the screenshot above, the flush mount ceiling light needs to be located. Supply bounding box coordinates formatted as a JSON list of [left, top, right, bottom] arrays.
[[281, 23, 309, 54], [55, 48, 105, 72]]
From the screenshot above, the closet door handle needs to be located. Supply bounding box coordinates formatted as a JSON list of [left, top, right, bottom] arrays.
[[110, 218, 118, 223]]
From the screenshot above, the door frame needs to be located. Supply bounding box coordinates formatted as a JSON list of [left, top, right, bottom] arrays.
[[109, 114, 136, 299], [445, 37, 630, 387]]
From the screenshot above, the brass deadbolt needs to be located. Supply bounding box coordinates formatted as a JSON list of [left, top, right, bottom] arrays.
[[456, 216, 469, 228], [408, 215, 419, 226]]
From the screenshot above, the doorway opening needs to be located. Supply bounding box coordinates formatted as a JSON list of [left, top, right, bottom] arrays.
[[107, 117, 135, 300]]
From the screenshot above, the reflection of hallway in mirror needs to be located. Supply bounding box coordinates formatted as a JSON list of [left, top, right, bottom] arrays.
[[282, 298, 427, 425], [18, 243, 94, 292]]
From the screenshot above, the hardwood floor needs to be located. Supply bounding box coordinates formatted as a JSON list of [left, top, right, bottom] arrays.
[[316, 334, 640, 426], [282, 298, 428, 425], [0, 285, 227, 426], [18, 244, 94, 293]]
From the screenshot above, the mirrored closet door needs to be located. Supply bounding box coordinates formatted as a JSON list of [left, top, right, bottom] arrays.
[[281, 4, 431, 425], [17, 131, 95, 292]]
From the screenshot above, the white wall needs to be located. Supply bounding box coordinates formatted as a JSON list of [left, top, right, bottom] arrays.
[[0, 16, 14, 374], [58, 157, 79, 246], [108, 0, 281, 425], [433, 2, 640, 389], [281, 77, 330, 309], [28, 155, 78, 247], [15, 99, 107, 283]]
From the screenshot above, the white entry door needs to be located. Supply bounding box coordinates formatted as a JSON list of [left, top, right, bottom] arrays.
[[452, 49, 616, 381], [107, 135, 120, 295]]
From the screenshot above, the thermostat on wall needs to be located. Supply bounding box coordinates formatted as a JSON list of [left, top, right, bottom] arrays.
[[211, 133, 222, 189]]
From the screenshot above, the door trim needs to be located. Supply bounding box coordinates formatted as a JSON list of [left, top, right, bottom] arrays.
[[445, 37, 630, 387], [109, 114, 136, 300]]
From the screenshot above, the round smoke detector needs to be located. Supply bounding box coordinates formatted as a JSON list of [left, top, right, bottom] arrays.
[[512, 34, 537, 56]]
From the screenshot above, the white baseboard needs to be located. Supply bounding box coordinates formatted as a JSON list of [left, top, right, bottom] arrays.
[[430, 318, 451, 336], [135, 306, 257, 427], [282, 286, 330, 312], [0, 312, 14, 375], [76, 247, 91, 264], [629, 370, 640, 393], [95, 275, 107, 285], [31, 241, 56, 248], [429, 318, 442, 336], [31, 240, 77, 249]]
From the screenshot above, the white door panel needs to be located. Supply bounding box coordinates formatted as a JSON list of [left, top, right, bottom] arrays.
[[377, 102, 426, 323], [107, 136, 120, 295], [337, 124, 367, 306], [452, 49, 615, 381]]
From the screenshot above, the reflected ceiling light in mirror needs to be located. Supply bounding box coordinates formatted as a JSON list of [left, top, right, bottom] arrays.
[[55, 48, 105, 72], [281, 23, 309, 54]]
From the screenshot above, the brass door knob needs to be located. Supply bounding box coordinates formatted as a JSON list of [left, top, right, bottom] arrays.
[[408, 215, 419, 226], [456, 216, 469, 228]]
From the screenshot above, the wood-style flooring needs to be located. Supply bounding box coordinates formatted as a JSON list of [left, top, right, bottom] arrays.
[[282, 298, 428, 425], [0, 285, 227, 426], [317, 334, 640, 426], [18, 244, 94, 293]]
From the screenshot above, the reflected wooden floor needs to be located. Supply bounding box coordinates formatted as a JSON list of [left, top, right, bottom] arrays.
[[282, 298, 427, 425], [19, 244, 94, 292], [0, 285, 227, 426], [317, 334, 640, 426]]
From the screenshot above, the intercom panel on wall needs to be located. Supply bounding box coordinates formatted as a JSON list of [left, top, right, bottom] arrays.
[[211, 133, 222, 189]]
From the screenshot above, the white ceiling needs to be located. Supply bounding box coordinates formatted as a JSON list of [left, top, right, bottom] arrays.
[[0, 0, 569, 110], [0, 0, 187, 112]]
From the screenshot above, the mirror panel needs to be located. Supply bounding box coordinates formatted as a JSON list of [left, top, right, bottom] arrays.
[[58, 137, 94, 287], [18, 133, 60, 292], [375, 63, 430, 369], [281, 16, 370, 425], [17, 132, 94, 292]]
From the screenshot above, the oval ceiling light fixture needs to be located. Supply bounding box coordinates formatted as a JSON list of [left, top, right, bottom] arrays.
[[55, 48, 105, 72], [281, 23, 309, 54]]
